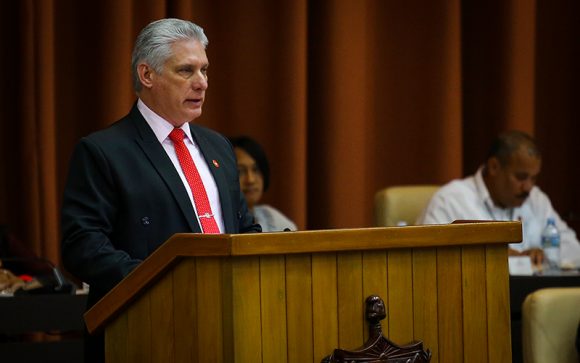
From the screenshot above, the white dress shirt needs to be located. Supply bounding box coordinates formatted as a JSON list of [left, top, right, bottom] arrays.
[[137, 99, 224, 233], [253, 205, 297, 232], [417, 167, 580, 268]]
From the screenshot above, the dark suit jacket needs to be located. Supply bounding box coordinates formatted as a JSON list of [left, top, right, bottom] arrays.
[[61, 104, 260, 306]]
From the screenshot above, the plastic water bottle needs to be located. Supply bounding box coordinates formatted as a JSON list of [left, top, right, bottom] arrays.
[[541, 218, 560, 270]]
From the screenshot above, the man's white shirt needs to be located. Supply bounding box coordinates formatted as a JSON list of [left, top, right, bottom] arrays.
[[137, 99, 225, 233], [417, 167, 580, 268]]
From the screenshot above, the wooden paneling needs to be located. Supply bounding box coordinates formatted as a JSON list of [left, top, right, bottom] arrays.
[[105, 313, 128, 363], [195, 258, 224, 363], [462, 246, 488, 363], [312, 253, 338, 361], [486, 245, 512, 362], [150, 272, 175, 362], [260, 255, 288, 362], [337, 252, 364, 349], [172, 259, 198, 362], [387, 249, 414, 344], [126, 289, 151, 363], [412, 248, 438, 363], [437, 248, 464, 362], [362, 251, 389, 342], [231, 222, 522, 256], [231, 256, 261, 362], [96, 223, 518, 362], [286, 254, 313, 363]]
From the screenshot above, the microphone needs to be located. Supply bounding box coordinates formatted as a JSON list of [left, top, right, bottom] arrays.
[[0, 257, 75, 294]]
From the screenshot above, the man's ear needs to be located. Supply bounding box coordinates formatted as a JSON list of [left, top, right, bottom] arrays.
[[137, 63, 154, 89], [486, 157, 502, 176]]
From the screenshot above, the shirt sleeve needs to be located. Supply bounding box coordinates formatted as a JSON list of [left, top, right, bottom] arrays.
[[416, 191, 454, 225]]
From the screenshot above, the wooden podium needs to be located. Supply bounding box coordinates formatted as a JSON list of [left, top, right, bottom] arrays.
[[85, 221, 521, 363]]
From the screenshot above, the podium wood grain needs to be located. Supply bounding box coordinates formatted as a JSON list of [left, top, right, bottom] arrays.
[[286, 254, 313, 362], [412, 248, 439, 361], [86, 222, 521, 363]]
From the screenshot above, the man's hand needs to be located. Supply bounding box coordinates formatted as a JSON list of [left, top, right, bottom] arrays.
[[523, 248, 544, 267], [508, 247, 544, 268]]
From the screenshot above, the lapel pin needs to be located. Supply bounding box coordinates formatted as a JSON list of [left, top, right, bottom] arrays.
[[212, 159, 220, 168]]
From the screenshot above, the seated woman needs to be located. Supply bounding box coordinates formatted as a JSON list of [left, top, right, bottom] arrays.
[[230, 136, 297, 232]]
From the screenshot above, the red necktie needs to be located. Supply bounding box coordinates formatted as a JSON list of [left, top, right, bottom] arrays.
[[169, 128, 220, 234]]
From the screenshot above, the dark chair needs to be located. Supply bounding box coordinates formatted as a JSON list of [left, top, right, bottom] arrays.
[[322, 295, 431, 362]]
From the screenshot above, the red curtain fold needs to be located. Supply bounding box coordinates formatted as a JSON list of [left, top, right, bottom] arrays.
[[1, 0, 579, 264]]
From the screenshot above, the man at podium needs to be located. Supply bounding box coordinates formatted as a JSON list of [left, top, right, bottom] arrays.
[[61, 18, 260, 362]]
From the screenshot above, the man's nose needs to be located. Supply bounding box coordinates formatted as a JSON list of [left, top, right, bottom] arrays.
[[192, 72, 208, 90], [522, 179, 534, 192], [246, 170, 257, 182]]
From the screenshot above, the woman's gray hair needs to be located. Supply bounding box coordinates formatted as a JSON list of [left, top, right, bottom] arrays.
[[131, 18, 209, 92]]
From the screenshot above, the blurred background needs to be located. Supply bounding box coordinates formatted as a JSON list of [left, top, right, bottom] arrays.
[[0, 0, 579, 267]]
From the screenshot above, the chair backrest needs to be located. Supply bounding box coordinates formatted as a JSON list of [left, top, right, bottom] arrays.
[[522, 287, 580, 363], [374, 185, 439, 227]]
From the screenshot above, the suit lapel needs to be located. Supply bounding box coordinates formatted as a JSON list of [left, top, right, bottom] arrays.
[[130, 106, 201, 233], [189, 124, 236, 233]]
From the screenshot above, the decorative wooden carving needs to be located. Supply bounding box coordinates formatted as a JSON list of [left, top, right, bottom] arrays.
[[322, 295, 431, 363]]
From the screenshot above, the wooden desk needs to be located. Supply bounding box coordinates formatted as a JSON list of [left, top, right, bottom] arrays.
[[510, 271, 580, 363], [0, 293, 87, 363]]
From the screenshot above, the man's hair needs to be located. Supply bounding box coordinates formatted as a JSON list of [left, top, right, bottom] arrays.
[[131, 18, 208, 92], [229, 136, 271, 192], [486, 130, 541, 165]]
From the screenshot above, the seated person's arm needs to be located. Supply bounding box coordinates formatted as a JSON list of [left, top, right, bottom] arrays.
[[508, 247, 544, 267]]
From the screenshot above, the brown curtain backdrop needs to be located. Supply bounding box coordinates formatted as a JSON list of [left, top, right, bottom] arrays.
[[1, 0, 579, 266]]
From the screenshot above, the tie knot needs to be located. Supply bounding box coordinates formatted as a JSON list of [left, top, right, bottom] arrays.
[[169, 128, 185, 143]]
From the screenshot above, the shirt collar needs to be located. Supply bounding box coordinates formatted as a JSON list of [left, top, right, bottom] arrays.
[[137, 99, 193, 143], [474, 166, 492, 205]]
